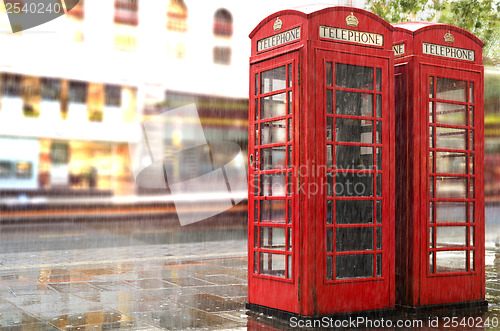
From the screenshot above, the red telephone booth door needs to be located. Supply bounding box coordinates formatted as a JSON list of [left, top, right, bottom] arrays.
[[248, 51, 300, 312], [420, 65, 484, 305], [314, 50, 393, 314]]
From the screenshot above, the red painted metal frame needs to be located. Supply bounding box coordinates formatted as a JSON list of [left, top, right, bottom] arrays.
[[393, 22, 485, 308], [249, 6, 395, 316]]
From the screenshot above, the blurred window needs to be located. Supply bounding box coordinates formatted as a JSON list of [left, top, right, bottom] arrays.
[[167, 0, 187, 32], [114, 0, 138, 26], [15, 161, 32, 179], [105, 85, 121, 107], [0, 161, 12, 178], [66, 0, 84, 20], [213, 9, 233, 37], [213, 46, 231, 65], [69, 81, 88, 104], [2, 74, 22, 97], [41, 78, 61, 101]]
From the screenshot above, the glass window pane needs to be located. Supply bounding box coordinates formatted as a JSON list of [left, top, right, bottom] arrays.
[[469, 82, 474, 103], [436, 176, 467, 199], [469, 130, 474, 151], [254, 252, 258, 274], [335, 63, 374, 90], [429, 201, 434, 223], [287, 91, 292, 115], [469, 177, 475, 199], [288, 145, 292, 168], [327, 256, 333, 280], [376, 147, 382, 171], [261, 173, 286, 196], [260, 253, 286, 277], [327, 228, 333, 252], [336, 254, 374, 279], [436, 102, 467, 125], [288, 64, 292, 88], [254, 201, 258, 222], [255, 73, 258, 95], [336, 227, 374, 251], [436, 152, 467, 174], [469, 106, 474, 127], [254, 226, 258, 248], [336, 118, 373, 143], [327, 90, 333, 114], [436, 251, 467, 273], [470, 251, 475, 271], [429, 76, 434, 98], [470, 226, 475, 247], [326, 117, 333, 141], [261, 119, 286, 145], [335, 145, 373, 169], [377, 200, 382, 223], [429, 152, 434, 173], [376, 94, 382, 118], [260, 147, 286, 171], [377, 173, 382, 197], [335, 91, 373, 116], [327, 145, 333, 169], [429, 126, 434, 148], [288, 200, 292, 223], [469, 202, 474, 223], [261, 66, 286, 94], [327, 172, 334, 197], [436, 77, 466, 102], [254, 100, 259, 121], [260, 200, 286, 223], [436, 226, 467, 248], [287, 255, 292, 279], [436, 127, 467, 150], [335, 173, 373, 197], [429, 227, 434, 248], [255, 124, 259, 146], [335, 200, 374, 224], [326, 62, 333, 86], [429, 177, 434, 198], [261, 93, 286, 119], [436, 202, 467, 223], [376, 68, 382, 92], [429, 102, 434, 123], [260, 227, 286, 250], [326, 200, 333, 224], [376, 227, 382, 250], [377, 253, 382, 276], [376, 121, 382, 144], [429, 252, 434, 273]]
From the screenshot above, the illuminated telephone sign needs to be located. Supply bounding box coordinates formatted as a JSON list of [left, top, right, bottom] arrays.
[[393, 22, 486, 310], [248, 6, 395, 316]]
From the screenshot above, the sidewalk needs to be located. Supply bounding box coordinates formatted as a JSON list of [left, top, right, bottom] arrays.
[[0, 240, 249, 330], [1, 240, 500, 330]]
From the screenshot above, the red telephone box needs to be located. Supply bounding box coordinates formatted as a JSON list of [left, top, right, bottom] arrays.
[[393, 23, 486, 310], [248, 6, 395, 316]]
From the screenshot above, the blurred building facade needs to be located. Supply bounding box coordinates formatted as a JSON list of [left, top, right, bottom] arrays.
[[0, 0, 249, 196]]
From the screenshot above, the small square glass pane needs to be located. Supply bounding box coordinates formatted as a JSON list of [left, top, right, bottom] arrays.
[[335, 63, 374, 90], [376, 68, 382, 92], [436, 102, 466, 125], [376, 227, 382, 250], [335, 173, 373, 197], [335, 118, 373, 143], [469, 82, 474, 103], [336, 227, 374, 251], [261, 93, 286, 119], [436, 201, 467, 223], [327, 90, 333, 114], [376, 95, 382, 118], [260, 200, 286, 223], [470, 226, 475, 247], [436, 176, 467, 199], [260, 253, 286, 278], [260, 227, 286, 250], [429, 227, 434, 248], [436, 77, 466, 102], [326, 117, 333, 141], [326, 200, 333, 224], [261, 66, 286, 94], [335, 91, 373, 116], [436, 250, 467, 273], [260, 173, 286, 197], [261, 119, 287, 145], [436, 127, 467, 150], [436, 226, 467, 248], [336, 200, 374, 224], [327, 228, 333, 252], [260, 147, 286, 171], [436, 152, 467, 174], [336, 254, 374, 279], [335, 145, 373, 169]]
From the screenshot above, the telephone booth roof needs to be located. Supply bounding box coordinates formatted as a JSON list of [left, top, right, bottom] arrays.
[[249, 6, 394, 57], [393, 22, 484, 65]]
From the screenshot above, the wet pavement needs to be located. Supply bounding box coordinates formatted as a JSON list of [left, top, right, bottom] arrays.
[[0, 239, 499, 330]]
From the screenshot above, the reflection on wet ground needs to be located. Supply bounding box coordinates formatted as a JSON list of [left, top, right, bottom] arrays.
[[0, 240, 499, 330]]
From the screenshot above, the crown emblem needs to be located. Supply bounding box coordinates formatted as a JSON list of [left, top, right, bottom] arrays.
[[346, 12, 359, 27], [444, 31, 454, 44], [273, 17, 283, 31]]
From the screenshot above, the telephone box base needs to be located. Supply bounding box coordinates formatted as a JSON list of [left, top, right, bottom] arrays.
[[246, 302, 396, 320], [396, 300, 488, 314]]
